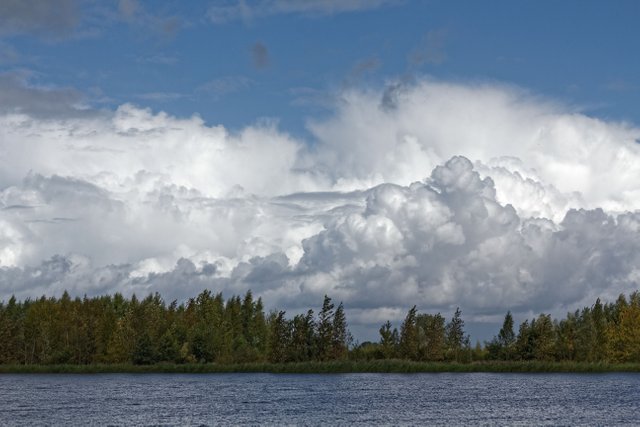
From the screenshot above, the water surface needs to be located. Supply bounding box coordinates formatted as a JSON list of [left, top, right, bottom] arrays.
[[1, 372, 638, 425]]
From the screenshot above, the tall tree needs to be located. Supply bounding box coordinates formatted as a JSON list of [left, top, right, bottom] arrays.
[[591, 298, 608, 361], [378, 320, 398, 359], [267, 311, 291, 363], [331, 303, 350, 360], [316, 295, 335, 361], [608, 302, 640, 362], [487, 311, 516, 360], [290, 310, 315, 362], [416, 313, 445, 361], [531, 314, 555, 361], [445, 307, 469, 362], [515, 319, 533, 360], [399, 306, 418, 360]]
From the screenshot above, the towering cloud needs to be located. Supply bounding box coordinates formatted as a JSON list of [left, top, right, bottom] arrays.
[[1, 76, 640, 338]]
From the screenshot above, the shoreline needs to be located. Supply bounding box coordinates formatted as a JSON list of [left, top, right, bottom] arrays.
[[2, 360, 640, 374]]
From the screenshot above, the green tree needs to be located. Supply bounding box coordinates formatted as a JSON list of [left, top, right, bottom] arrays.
[[554, 312, 577, 361], [378, 320, 398, 359], [515, 319, 533, 360], [608, 302, 640, 362], [445, 307, 470, 362], [487, 311, 516, 360], [157, 328, 180, 362], [591, 298, 608, 361], [399, 306, 418, 360], [331, 302, 350, 359], [531, 314, 555, 360], [416, 313, 446, 361], [132, 331, 156, 365], [290, 310, 315, 361], [267, 311, 291, 363], [316, 295, 335, 361], [0, 296, 25, 364]]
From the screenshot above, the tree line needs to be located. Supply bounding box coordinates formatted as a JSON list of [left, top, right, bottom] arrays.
[[0, 290, 349, 365], [484, 292, 640, 363], [356, 291, 640, 364], [2, 289, 640, 365]]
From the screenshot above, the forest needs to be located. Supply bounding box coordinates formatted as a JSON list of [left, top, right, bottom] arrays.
[[2, 289, 640, 366]]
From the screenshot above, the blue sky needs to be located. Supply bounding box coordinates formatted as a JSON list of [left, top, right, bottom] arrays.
[[3, 0, 640, 341], [4, 0, 640, 137]]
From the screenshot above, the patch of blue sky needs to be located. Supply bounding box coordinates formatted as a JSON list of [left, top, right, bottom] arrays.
[[3, 0, 639, 137]]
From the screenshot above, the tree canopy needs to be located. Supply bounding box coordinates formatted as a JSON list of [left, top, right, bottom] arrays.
[[3, 290, 640, 365]]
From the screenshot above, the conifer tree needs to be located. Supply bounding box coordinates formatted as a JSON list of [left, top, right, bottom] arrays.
[[267, 311, 290, 363], [399, 306, 418, 360], [132, 331, 155, 365], [378, 320, 398, 359], [515, 319, 532, 360], [487, 311, 516, 360], [317, 295, 335, 361], [253, 298, 268, 359], [532, 313, 555, 360], [498, 311, 515, 349], [290, 310, 316, 361], [157, 328, 180, 362], [554, 312, 577, 361], [331, 303, 350, 359], [591, 298, 608, 361], [445, 307, 469, 362]]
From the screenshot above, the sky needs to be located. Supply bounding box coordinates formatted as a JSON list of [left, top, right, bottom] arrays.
[[1, 0, 640, 342]]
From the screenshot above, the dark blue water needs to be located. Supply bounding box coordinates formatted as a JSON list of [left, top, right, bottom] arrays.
[[1, 373, 639, 425]]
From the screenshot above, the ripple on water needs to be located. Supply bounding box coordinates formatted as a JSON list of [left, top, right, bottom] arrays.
[[1, 372, 640, 426]]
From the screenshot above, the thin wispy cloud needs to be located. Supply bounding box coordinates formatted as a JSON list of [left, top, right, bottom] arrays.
[[289, 86, 335, 108], [344, 57, 381, 86], [198, 76, 254, 96], [114, 0, 184, 39], [410, 29, 448, 66], [0, 0, 80, 38], [135, 54, 179, 65], [208, 0, 400, 24], [135, 92, 188, 102], [603, 79, 639, 93]]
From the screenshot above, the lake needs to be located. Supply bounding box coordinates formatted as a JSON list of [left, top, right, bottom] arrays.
[[1, 372, 638, 425]]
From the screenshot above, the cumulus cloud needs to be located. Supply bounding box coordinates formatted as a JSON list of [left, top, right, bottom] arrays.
[[2, 75, 640, 340], [308, 79, 640, 215]]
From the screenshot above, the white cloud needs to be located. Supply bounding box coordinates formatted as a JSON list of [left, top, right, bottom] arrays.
[[208, 0, 399, 24], [308, 79, 640, 216], [2, 76, 640, 340], [198, 76, 254, 96]]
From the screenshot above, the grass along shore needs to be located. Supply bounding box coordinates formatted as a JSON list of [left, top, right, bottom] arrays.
[[3, 360, 640, 374]]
